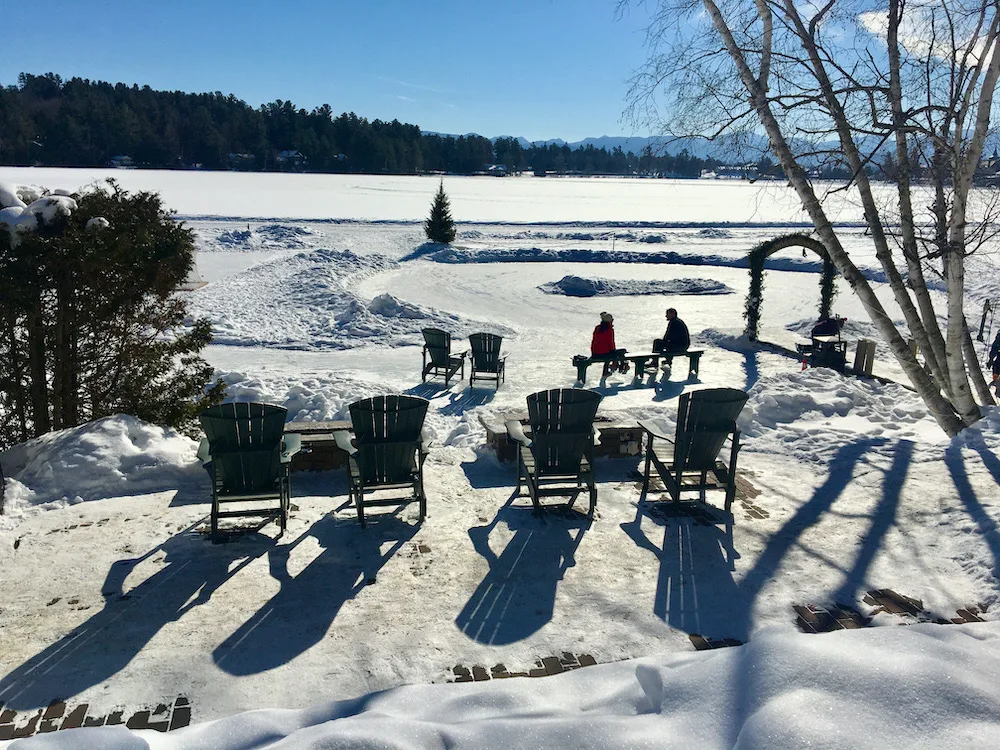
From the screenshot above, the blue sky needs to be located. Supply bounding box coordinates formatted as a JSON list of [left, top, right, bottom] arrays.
[[1, 0, 657, 142]]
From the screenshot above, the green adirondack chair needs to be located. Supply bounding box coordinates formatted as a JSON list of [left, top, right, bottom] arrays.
[[198, 402, 302, 540], [506, 388, 603, 517], [638, 387, 749, 513], [335, 395, 430, 526], [421, 327, 467, 385], [469, 332, 507, 389]]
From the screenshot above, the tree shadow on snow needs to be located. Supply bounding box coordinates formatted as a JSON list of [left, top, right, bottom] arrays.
[[0, 521, 272, 710], [945, 434, 1000, 579], [213, 511, 417, 675], [829, 439, 911, 605], [455, 497, 589, 645]]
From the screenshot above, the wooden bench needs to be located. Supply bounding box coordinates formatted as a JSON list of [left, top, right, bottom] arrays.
[[572, 350, 703, 385]]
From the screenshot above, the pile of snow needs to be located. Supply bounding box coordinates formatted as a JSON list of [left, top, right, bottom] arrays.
[[539, 274, 732, 298], [214, 370, 395, 423], [188, 248, 510, 350], [211, 223, 318, 252], [637, 233, 667, 243], [738, 369, 938, 462], [0, 416, 200, 530], [418, 246, 889, 281], [18, 622, 1000, 748]]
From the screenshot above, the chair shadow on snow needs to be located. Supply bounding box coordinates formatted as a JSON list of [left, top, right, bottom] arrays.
[[455, 496, 589, 645], [213, 511, 418, 676], [620, 502, 743, 639], [461, 453, 515, 489], [0, 521, 273, 710], [405, 382, 450, 400], [619, 437, 899, 643], [438, 387, 495, 417]]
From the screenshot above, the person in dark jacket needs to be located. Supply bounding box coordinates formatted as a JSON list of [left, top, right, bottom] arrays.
[[654, 308, 690, 354], [591, 312, 627, 376], [988, 330, 1000, 395]]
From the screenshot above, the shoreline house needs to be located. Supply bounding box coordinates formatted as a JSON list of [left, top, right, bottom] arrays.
[[276, 149, 308, 172]]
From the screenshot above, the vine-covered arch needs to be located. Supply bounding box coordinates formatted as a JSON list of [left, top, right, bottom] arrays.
[[744, 233, 838, 341]]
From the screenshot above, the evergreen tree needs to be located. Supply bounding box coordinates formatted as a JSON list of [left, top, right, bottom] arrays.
[[423, 180, 456, 243], [0, 182, 224, 447]]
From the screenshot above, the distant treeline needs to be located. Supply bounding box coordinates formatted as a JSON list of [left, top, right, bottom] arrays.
[[0, 73, 743, 177]]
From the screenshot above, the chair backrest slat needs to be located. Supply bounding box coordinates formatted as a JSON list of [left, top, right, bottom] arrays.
[[672, 388, 749, 471], [422, 328, 452, 367], [470, 332, 503, 372]]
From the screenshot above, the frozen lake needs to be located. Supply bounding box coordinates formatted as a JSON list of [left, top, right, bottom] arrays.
[[2, 166, 848, 224]]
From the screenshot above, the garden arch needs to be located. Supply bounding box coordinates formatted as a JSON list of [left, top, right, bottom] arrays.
[[744, 234, 838, 341]]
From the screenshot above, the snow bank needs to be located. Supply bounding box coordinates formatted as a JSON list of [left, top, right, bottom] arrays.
[[737, 369, 939, 463], [214, 370, 396, 423], [211, 223, 318, 252], [188, 248, 511, 350], [417, 245, 890, 282], [12, 622, 1000, 748], [538, 274, 732, 297], [0, 415, 200, 530]]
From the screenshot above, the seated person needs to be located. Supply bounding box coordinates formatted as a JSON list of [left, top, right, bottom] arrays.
[[811, 316, 845, 339], [653, 308, 690, 354], [591, 312, 627, 376]]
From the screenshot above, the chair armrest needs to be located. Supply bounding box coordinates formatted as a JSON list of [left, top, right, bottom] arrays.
[[196, 437, 212, 465], [638, 418, 673, 442], [334, 430, 357, 456], [280, 433, 303, 463], [499, 351, 510, 361], [505, 420, 532, 447]]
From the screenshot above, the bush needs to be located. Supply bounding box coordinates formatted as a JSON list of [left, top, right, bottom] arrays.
[[0, 181, 223, 447]]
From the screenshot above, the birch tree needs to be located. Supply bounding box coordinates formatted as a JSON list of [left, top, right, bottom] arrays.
[[624, 0, 1000, 436]]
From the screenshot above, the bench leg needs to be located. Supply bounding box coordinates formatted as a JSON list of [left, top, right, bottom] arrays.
[[576, 362, 588, 384], [689, 352, 701, 378]]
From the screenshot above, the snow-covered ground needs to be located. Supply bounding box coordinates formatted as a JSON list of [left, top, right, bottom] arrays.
[[2, 168, 1000, 748]]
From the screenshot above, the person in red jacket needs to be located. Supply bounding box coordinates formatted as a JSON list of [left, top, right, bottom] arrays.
[[591, 311, 617, 355], [591, 312, 627, 376]]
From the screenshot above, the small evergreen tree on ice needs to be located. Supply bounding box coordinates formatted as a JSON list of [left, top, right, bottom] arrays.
[[424, 180, 456, 244]]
